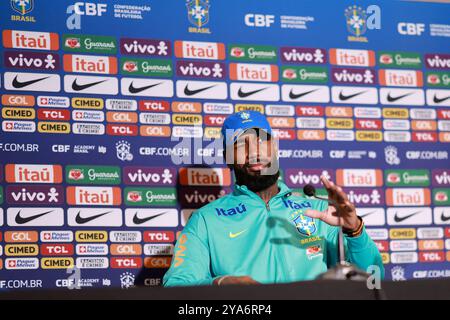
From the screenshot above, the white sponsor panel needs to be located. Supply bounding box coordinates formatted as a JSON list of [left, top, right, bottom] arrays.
[[383, 119, 410, 131], [177, 80, 227, 100], [7, 207, 64, 226], [426, 89, 450, 107], [265, 105, 295, 116], [0, 208, 3, 226], [109, 231, 142, 243], [356, 208, 385, 226], [144, 244, 174, 256], [106, 99, 137, 111], [64, 75, 118, 95], [389, 188, 429, 206], [379, 88, 425, 106], [5, 72, 60, 92], [121, 78, 173, 97], [296, 117, 325, 129], [76, 257, 109, 269], [446, 239, 450, 250], [68, 208, 122, 227], [390, 252, 419, 264], [203, 102, 233, 114], [417, 227, 444, 239], [230, 83, 279, 101], [139, 113, 171, 125], [0, 245, 2, 256], [365, 228, 389, 240], [37, 96, 70, 108], [411, 109, 436, 120], [2, 121, 36, 133], [72, 110, 105, 122], [40, 231, 73, 242], [172, 126, 203, 138], [72, 123, 105, 135], [125, 208, 179, 227], [326, 130, 355, 141], [181, 209, 195, 227], [354, 107, 382, 118], [76, 244, 109, 256], [387, 207, 433, 226], [390, 240, 418, 252], [5, 258, 39, 270], [281, 85, 330, 103], [438, 120, 450, 131], [331, 86, 378, 104], [434, 207, 450, 225], [384, 131, 412, 142]]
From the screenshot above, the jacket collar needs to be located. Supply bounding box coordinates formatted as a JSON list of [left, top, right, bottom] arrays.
[[233, 180, 292, 201]]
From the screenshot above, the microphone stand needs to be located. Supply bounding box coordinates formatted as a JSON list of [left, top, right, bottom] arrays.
[[303, 185, 369, 281]]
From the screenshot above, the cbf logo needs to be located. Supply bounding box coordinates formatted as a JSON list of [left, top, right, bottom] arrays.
[[384, 145, 400, 166], [291, 210, 316, 236], [240, 111, 250, 120], [116, 140, 133, 162], [345, 5, 381, 43], [120, 272, 135, 289], [186, 0, 211, 34], [11, 0, 36, 22], [11, 0, 33, 15]]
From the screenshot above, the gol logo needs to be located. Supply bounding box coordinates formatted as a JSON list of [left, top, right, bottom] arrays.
[[144, 257, 172, 268], [5, 231, 38, 243], [110, 244, 142, 255], [172, 102, 202, 113], [2, 95, 35, 106], [297, 130, 325, 141], [140, 126, 171, 137]]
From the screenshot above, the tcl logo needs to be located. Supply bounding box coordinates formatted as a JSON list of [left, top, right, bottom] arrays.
[[412, 132, 437, 143], [272, 129, 295, 140], [40, 244, 74, 256], [244, 14, 275, 27], [398, 23, 425, 36], [144, 231, 175, 243], [204, 115, 226, 126], [139, 100, 170, 112], [38, 109, 70, 121], [419, 252, 445, 262], [356, 119, 382, 130], [296, 106, 324, 117], [110, 257, 142, 268], [374, 241, 389, 252]]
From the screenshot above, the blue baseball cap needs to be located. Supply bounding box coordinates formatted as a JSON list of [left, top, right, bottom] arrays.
[[221, 111, 272, 147]]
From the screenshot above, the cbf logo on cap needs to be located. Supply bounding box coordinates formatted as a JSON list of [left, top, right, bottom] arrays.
[[221, 111, 272, 147]]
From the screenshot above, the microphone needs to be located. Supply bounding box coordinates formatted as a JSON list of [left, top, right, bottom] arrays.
[[302, 184, 345, 265]]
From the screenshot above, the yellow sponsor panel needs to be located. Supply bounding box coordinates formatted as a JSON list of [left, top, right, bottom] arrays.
[[171, 114, 203, 125], [381, 253, 390, 264], [41, 258, 74, 269], [356, 131, 383, 141], [326, 118, 354, 129], [234, 104, 264, 113], [5, 244, 39, 256], [383, 108, 409, 119], [75, 231, 108, 243], [38, 122, 71, 134], [389, 228, 417, 239], [204, 127, 222, 139], [72, 97, 104, 109], [2, 107, 35, 120]]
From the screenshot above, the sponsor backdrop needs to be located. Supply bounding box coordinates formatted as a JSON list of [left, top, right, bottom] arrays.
[[0, 0, 449, 290]]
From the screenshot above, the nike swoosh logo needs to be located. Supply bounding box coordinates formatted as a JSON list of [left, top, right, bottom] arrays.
[[229, 229, 248, 239], [338, 90, 367, 101], [441, 211, 450, 222], [238, 87, 269, 98], [359, 211, 378, 219], [184, 84, 216, 96], [12, 75, 50, 88], [393, 210, 422, 223], [75, 210, 112, 224], [433, 95, 450, 104], [132, 211, 168, 225], [72, 79, 107, 91], [387, 92, 414, 103], [15, 209, 54, 225], [128, 81, 163, 94], [289, 88, 318, 100]]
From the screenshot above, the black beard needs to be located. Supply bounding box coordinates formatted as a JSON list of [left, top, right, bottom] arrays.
[[234, 167, 280, 192]]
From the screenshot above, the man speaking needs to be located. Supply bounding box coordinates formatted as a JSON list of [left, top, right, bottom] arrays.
[[163, 111, 384, 286]]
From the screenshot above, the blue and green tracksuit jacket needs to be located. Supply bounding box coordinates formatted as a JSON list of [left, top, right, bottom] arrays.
[[163, 181, 384, 286]]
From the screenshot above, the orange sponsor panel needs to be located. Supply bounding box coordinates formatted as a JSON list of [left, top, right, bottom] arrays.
[[5, 231, 39, 243], [2, 95, 35, 106]]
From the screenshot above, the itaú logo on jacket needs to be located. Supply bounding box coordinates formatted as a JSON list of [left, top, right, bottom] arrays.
[[282, 199, 312, 210], [215, 203, 246, 216]]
